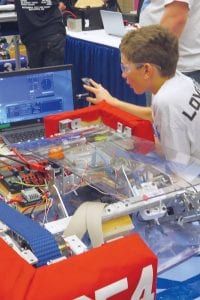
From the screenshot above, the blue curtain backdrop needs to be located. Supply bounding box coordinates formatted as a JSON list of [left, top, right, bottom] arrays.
[[65, 35, 146, 108]]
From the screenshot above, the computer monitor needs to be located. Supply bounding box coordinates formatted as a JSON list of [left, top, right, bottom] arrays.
[[0, 64, 75, 129]]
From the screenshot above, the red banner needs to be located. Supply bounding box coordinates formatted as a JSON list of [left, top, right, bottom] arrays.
[[0, 233, 157, 300]]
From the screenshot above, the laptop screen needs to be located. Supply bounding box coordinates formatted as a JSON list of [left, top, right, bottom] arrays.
[[100, 10, 126, 37], [0, 64, 75, 131]]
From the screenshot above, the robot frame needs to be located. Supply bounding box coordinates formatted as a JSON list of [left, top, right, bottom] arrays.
[[0, 117, 200, 272]]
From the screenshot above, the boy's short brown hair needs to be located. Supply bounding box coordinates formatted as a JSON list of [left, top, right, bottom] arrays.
[[120, 25, 179, 77]]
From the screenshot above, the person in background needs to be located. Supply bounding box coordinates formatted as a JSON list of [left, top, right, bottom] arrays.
[[15, 0, 66, 68], [59, 1, 67, 12], [83, 25, 200, 169], [104, 0, 120, 11], [139, 0, 200, 84]]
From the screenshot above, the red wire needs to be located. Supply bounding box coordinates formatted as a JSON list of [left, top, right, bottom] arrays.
[[62, 9, 77, 18], [11, 148, 46, 173]]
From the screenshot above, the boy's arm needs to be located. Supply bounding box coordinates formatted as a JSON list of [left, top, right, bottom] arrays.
[[84, 79, 152, 122], [111, 98, 153, 122]]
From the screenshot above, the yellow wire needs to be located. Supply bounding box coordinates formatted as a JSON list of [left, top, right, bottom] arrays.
[[13, 181, 47, 188]]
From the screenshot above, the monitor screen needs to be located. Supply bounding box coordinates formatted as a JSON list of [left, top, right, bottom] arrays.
[[0, 64, 75, 129]]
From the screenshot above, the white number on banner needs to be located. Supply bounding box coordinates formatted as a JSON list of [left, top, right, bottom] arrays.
[[131, 265, 154, 300], [75, 297, 92, 300], [95, 278, 128, 300], [74, 279, 127, 300], [74, 264, 154, 300]]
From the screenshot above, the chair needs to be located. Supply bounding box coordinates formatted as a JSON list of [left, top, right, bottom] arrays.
[[105, 0, 122, 12], [122, 0, 145, 24]]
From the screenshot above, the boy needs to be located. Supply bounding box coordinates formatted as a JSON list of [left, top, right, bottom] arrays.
[[83, 25, 200, 168]]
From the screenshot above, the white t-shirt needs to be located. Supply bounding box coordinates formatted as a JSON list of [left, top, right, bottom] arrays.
[[139, 0, 200, 73], [152, 71, 200, 165]]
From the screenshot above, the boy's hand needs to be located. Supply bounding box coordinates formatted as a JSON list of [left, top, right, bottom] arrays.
[[83, 79, 116, 105]]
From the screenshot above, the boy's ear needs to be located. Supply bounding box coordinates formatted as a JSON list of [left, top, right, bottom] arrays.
[[143, 63, 151, 79], [144, 63, 156, 79]]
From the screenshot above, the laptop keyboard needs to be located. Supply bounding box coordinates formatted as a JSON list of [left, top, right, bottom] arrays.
[[3, 127, 45, 144]]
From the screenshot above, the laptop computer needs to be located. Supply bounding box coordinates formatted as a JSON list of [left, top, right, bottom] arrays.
[[100, 10, 133, 37], [0, 64, 75, 144]]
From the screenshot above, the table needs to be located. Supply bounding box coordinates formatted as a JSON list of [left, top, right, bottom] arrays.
[[0, 7, 22, 70], [65, 29, 146, 108], [157, 256, 200, 299]]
